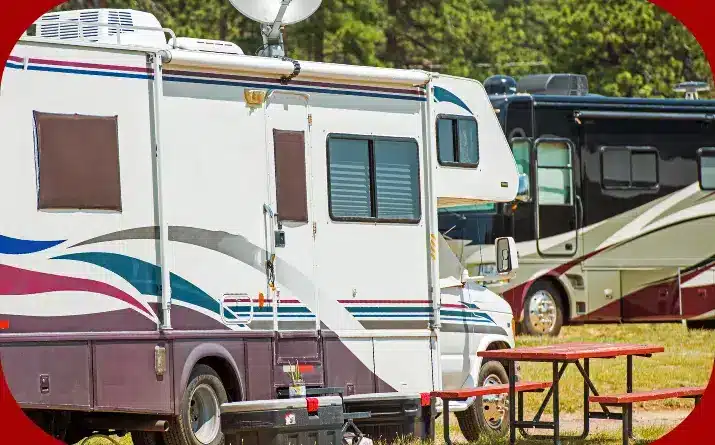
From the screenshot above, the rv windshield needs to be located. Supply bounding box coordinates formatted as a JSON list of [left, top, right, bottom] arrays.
[[512, 140, 531, 176]]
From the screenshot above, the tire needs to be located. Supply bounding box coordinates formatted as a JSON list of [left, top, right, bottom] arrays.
[[163, 364, 228, 445], [519, 280, 564, 337], [455, 360, 510, 441]]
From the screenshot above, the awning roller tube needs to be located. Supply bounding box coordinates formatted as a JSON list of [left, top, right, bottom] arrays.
[[574, 110, 715, 122]]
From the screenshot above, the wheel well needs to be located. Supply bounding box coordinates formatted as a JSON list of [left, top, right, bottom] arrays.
[[484, 341, 511, 377], [194, 356, 242, 403], [531, 276, 571, 324]]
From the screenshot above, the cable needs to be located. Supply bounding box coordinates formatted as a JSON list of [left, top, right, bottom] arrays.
[[280, 57, 301, 84]]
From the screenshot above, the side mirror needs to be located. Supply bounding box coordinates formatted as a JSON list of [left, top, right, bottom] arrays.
[[495, 237, 519, 274], [515, 173, 530, 202]]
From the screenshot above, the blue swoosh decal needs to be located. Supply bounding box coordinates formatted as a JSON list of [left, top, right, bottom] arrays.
[[0, 234, 65, 255]]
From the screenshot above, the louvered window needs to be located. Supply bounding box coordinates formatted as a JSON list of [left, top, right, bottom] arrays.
[[328, 135, 420, 223]]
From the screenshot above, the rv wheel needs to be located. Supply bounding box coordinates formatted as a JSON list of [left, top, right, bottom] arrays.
[[520, 281, 564, 337], [455, 360, 509, 441], [164, 364, 228, 445]]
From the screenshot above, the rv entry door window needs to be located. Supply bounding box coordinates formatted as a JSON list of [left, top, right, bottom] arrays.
[[536, 140, 573, 205]]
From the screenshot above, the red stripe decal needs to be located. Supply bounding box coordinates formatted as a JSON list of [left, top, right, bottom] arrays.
[[29, 57, 151, 73], [338, 300, 432, 304]]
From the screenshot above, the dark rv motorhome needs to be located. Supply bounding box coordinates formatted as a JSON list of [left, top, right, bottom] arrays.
[[439, 73, 715, 337]]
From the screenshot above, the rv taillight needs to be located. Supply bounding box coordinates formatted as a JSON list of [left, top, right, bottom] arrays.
[[306, 397, 319, 414], [420, 393, 431, 407], [0, 320, 8, 330]]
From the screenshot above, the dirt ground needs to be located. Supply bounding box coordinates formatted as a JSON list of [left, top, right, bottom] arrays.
[[526, 409, 689, 434]]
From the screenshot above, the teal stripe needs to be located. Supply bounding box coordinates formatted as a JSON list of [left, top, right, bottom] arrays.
[[53, 252, 231, 319]]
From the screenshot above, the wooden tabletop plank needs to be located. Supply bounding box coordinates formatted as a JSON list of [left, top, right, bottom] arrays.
[[478, 342, 665, 360]]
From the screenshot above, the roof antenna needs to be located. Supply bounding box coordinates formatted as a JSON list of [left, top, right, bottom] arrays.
[[228, 0, 322, 58], [674, 81, 710, 100]]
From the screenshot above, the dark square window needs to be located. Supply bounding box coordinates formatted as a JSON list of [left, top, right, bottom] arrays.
[[34, 111, 122, 211]]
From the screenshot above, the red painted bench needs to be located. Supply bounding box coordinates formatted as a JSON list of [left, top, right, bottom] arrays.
[[432, 381, 552, 399], [431, 381, 553, 445], [589, 386, 706, 445]]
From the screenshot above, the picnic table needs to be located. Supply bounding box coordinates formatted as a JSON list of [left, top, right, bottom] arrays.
[[478, 342, 665, 445]]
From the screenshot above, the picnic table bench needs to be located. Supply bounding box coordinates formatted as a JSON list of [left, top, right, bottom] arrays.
[[590, 386, 706, 445], [431, 381, 554, 445]]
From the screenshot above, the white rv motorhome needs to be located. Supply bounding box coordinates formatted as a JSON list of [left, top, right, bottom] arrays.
[[0, 3, 523, 445]]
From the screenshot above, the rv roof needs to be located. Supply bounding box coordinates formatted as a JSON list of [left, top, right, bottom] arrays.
[[492, 92, 715, 112], [23, 8, 432, 88]]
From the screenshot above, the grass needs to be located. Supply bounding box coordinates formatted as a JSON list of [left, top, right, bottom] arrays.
[[394, 424, 674, 445], [78, 323, 714, 445]]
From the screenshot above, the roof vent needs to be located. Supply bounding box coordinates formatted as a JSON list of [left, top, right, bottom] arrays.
[[484, 75, 518, 96], [170, 37, 244, 55], [33, 9, 167, 48], [517, 74, 589, 96]]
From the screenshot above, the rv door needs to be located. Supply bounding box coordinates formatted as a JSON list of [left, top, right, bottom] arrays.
[[265, 91, 324, 389], [534, 137, 580, 257]]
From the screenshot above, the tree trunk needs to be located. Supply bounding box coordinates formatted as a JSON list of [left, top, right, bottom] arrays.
[[386, 0, 400, 67]]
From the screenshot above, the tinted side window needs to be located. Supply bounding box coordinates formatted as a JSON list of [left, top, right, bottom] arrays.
[[436, 116, 479, 167], [631, 150, 658, 187], [602, 148, 631, 188], [601, 146, 658, 190], [374, 139, 420, 220], [328, 135, 421, 223], [698, 148, 715, 190], [328, 138, 372, 219]]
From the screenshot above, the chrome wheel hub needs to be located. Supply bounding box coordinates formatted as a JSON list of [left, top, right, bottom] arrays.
[[528, 291, 557, 334], [481, 374, 507, 430], [189, 384, 221, 444]]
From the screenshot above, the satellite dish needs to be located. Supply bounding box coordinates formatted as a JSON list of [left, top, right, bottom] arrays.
[[228, 0, 323, 58], [229, 0, 322, 25]]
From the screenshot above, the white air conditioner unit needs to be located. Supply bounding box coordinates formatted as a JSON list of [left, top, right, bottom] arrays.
[[34, 9, 167, 48]]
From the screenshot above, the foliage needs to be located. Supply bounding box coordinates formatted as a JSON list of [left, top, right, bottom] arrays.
[[52, 0, 713, 98]]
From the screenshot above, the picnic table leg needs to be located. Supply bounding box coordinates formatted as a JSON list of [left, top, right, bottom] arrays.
[[518, 362, 569, 439], [509, 360, 517, 445], [582, 359, 590, 438], [626, 355, 633, 440], [428, 396, 436, 443], [621, 404, 632, 445], [442, 397, 451, 445], [552, 361, 560, 445]]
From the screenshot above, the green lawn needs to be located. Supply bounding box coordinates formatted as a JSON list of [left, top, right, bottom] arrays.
[[79, 323, 714, 445]]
